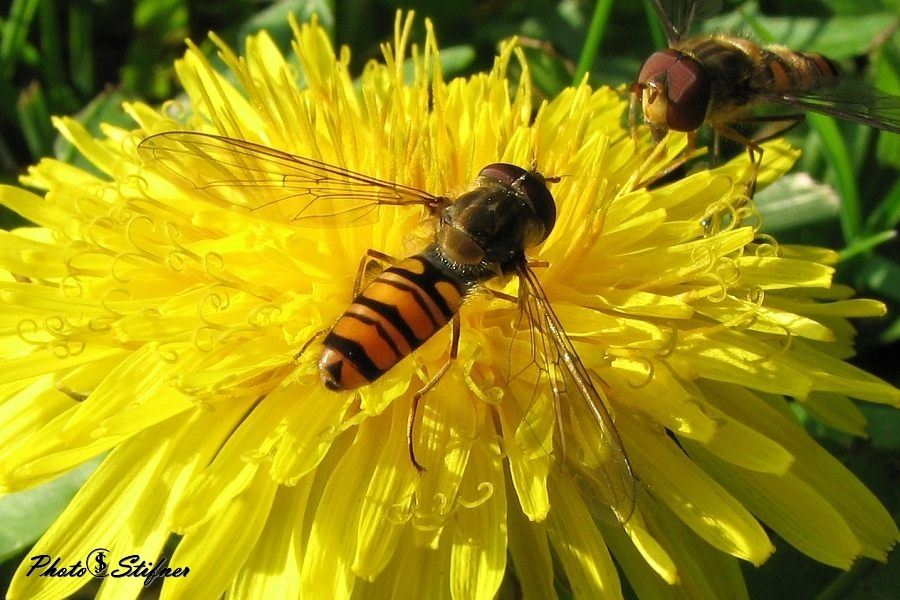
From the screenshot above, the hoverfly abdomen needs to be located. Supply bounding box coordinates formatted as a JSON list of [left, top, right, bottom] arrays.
[[755, 48, 840, 94], [319, 247, 467, 390]]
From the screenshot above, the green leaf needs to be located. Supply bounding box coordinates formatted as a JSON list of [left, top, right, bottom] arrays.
[[755, 173, 840, 234], [853, 254, 900, 302], [67, 2, 95, 95], [122, 0, 188, 99], [526, 46, 573, 98], [875, 35, 900, 168], [0, 0, 41, 82], [238, 0, 334, 50], [818, 0, 898, 17], [399, 45, 475, 85], [53, 88, 134, 172], [704, 3, 897, 59], [862, 171, 900, 234], [36, 0, 79, 113], [838, 230, 897, 261], [15, 81, 53, 160], [879, 315, 900, 344], [806, 113, 861, 241], [434, 45, 476, 78], [0, 458, 100, 562], [859, 404, 900, 451]]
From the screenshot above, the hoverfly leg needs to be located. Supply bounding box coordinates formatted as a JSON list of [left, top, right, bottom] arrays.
[[56, 384, 89, 402], [293, 330, 325, 362], [746, 113, 807, 191], [712, 123, 765, 198], [712, 130, 722, 165], [725, 113, 805, 197], [354, 249, 398, 297], [629, 83, 645, 145], [632, 146, 692, 190], [685, 129, 698, 157], [742, 113, 806, 145], [408, 314, 461, 472], [488, 289, 518, 304], [517, 36, 576, 77]]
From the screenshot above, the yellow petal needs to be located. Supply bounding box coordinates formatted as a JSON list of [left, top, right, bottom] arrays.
[[385, 529, 451, 600], [163, 468, 278, 600], [0, 230, 68, 279], [7, 410, 231, 600], [228, 481, 310, 600], [353, 402, 418, 580], [501, 377, 551, 521], [450, 435, 507, 600], [737, 256, 834, 289], [269, 375, 355, 484], [413, 369, 479, 529], [581, 286, 695, 320], [687, 441, 862, 568], [622, 415, 774, 565], [603, 493, 752, 600], [546, 474, 622, 599], [507, 483, 555, 599], [702, 381, 899, 560], [800, 392, 868, 437], [301, 413, 391, 599], [785, 340, 900, 405], [674, 330, 812, 398]]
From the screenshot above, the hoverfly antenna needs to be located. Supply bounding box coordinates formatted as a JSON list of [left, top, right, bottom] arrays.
[[544, 173, 564, 184], [525, 155, 564, 185]]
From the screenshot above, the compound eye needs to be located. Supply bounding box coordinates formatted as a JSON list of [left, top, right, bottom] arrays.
[[637, 49, 710, 132], [478, 163, 526, 188], [661, 55, 710, 132], [478, 163, 556, 243], [638, 49, 681, 84]]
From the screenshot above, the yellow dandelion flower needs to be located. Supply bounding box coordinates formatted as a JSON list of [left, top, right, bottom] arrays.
[[2, 12, 898, 600]]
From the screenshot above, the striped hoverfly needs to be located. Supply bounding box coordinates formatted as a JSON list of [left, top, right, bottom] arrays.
[[631, 0, 900, 161], [139, 131, 636, 523]]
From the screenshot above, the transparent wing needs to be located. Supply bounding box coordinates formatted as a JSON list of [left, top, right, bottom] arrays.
[[518, 265, 636, 523], [652, 0, 722, 45], [138, 131, 445, 227], [762, 83, 900, 134]]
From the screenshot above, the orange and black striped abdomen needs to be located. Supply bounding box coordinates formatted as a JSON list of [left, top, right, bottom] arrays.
[[319, 251, 466, 390], [756, 47, 840, 93]]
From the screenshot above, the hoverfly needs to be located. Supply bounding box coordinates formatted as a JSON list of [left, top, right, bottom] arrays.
[[138, 132, 636, 522], [631, 0, 900, 160]]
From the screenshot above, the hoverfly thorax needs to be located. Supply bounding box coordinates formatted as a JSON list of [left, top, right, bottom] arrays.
[[436, 163, 556, 274], [638, 48, 712, 136]]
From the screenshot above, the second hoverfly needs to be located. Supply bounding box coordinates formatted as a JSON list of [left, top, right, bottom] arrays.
[[632, 0, 900, 160], [138, 131, 636, 523]]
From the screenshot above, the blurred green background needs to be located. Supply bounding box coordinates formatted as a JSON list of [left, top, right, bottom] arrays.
[[0, 0, 898, 598]]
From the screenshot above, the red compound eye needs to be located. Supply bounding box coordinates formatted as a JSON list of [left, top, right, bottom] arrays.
[[638, 49, 711, 132]]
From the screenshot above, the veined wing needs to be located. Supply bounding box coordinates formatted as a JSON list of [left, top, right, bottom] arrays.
[[763, 83, 900, 134], [138, 132, 446, 227], [651, 0, 722, 46], [518, 265, 636, 524]]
